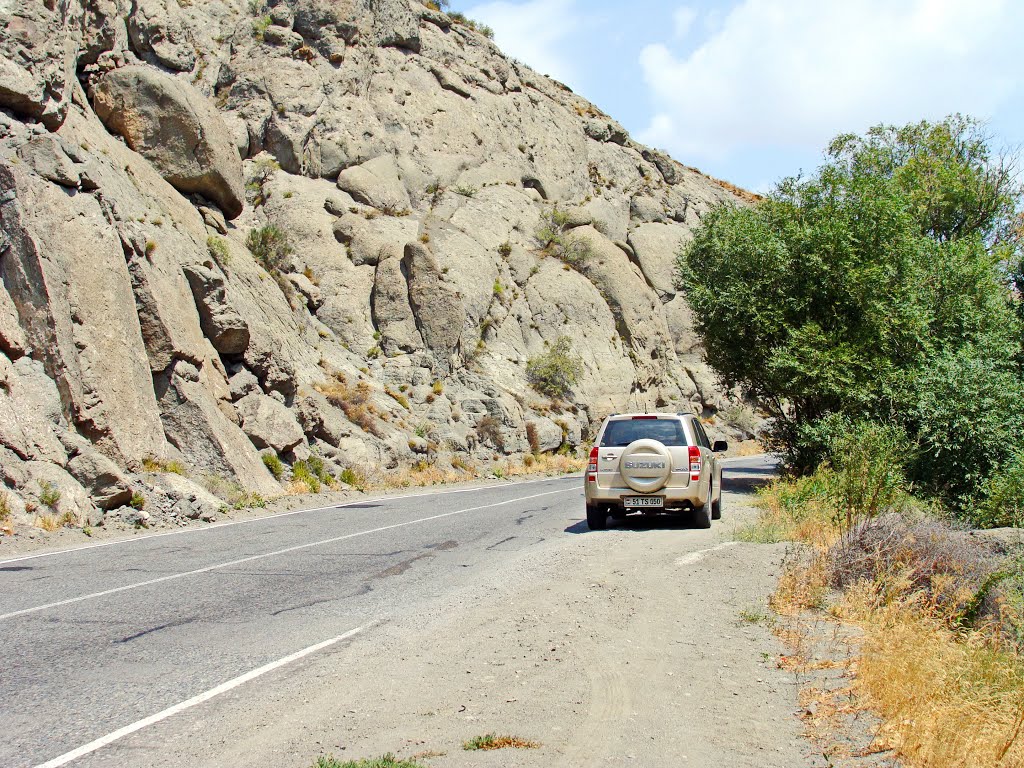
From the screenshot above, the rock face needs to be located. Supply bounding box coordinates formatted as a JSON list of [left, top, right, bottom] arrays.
[[0, 0, 752, 531]]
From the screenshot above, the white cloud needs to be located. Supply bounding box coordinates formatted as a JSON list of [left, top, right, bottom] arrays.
[[638, 0, 1023, 162], [466, 0, 581, 86]]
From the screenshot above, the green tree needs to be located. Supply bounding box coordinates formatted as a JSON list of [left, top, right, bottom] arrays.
[[677, 115, 1023, 512]]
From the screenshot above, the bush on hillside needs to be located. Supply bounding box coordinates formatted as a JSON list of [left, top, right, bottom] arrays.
[[525, 336, 582, 399]]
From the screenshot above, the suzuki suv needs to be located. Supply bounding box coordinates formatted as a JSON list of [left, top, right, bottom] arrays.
[[584, 413, 727, 530]]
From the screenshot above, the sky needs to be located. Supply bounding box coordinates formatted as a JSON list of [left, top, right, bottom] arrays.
[[461, 0, 1024, 193]]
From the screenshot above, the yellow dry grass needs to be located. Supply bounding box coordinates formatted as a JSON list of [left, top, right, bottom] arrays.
[[35, 514, 60, 532], [758, 472, 1024, 768], [838, 592, 1024, 768]]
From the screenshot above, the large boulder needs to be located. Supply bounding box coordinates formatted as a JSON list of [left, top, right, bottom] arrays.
[[183, 263, 250, 355], [91, 66, 245, 218], [126, 0, 197, 73], [0, 0, 84, 128], [64, 445, 134, 510], [235, 392, 306, 454], [337, 155, 411, 211], [371, 255, 423, 354]]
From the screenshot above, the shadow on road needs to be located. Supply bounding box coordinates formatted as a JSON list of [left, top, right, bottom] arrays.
[[723, 465, 777, 495]]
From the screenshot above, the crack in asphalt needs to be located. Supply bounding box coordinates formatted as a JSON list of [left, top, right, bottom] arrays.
[[116, 617, 199, 644]]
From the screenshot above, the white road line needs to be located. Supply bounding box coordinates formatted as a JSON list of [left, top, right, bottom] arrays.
[[32, 623, 374, 768], [0, 486, 579, 622], [674, 540, 740, 566], [0, 474, 579, 566]]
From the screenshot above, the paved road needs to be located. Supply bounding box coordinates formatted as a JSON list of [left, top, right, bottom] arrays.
[[0, 456, 775, 767]]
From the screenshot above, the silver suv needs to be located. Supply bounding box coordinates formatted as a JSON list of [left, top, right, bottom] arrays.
[[584, 413, 727, 530]]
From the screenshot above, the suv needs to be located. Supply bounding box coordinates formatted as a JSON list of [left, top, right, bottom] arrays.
[[584, 413, 727, 530]]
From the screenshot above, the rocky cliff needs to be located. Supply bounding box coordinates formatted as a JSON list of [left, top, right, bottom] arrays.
[[0, 0, 750, 531]]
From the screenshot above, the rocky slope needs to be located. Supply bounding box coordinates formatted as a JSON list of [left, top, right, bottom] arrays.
[[0, 0, 750, 531]]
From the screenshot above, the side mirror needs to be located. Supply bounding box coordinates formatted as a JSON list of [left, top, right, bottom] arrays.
[[712, 440, 728, 453]]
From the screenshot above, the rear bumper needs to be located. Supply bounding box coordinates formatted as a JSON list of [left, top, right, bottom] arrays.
[[584, 478, 706, 510]]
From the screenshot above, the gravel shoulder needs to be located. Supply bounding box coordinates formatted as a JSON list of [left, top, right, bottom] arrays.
[[74, 481, 825, 768]]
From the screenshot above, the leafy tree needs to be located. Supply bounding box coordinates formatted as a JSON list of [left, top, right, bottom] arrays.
[[677, 115, 1023, 512]]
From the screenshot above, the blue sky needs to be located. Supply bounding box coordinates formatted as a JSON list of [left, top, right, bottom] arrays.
[[462, 0, 1024, 193]]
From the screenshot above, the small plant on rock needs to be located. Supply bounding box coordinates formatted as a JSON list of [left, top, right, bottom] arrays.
[[207, 236, 231, 266], [130, 492, 146, 510], [453, 184, 477, 198], [291, 461, 321, 494], [246, 224, 293, 274], [526, 336, 582, 399], [262, 453, 285, 480], [38, 480, 61, 511]]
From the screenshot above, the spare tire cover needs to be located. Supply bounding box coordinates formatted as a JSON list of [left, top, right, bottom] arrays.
[[618, 438, 673, 493]]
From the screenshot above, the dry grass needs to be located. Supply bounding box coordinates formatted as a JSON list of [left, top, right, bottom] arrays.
[[462, 734, 539, 751], [35, 514, 60, 532], [758, 469, 1024, 768], [142, 457, 187, 475], [315, 375, 382, 437], [839, 593, 1024, 767], [496, 453, 584, 478], [361, 452, 582, 492], [736, 474, 840, 547]]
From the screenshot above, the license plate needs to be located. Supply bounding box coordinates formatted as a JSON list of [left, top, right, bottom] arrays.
[[623, 496, 664, 508]]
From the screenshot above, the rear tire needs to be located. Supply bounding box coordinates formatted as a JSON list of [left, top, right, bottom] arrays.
[[712, 489, 722, 520], [586, 503, 608, 531], [693, 490, 713, 529]]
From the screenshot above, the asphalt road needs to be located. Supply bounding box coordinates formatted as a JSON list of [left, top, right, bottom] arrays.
[[0, 455, 776, 768]]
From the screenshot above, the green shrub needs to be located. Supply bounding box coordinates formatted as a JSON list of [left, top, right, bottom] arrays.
[[338, 466, 364, 489], [822, 418, 908, 534], [525, 336, 582, 399], [535, 206, 590, 268], [246, 225, 293, 274], [207, 236, 231, 266], [38, 480, 61, 510], [252, 14, 271, 40], [306, 455, 334, 485], [262, 453, 284, 480], [454, 184, 477, 198], [975, 452, 1024, 528], [129, 492, 146, 510], [291, 461, 321, 493]]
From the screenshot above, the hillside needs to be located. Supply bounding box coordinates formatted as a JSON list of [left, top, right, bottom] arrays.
[[0, 0, 748, 531]]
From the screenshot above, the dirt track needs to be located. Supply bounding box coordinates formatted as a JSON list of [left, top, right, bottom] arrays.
[[155, 481, 827, 768]]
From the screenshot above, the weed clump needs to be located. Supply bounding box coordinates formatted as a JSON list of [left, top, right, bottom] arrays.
[[262, 453, 285, 480], [462, 734, 539, 751], [38, 480, 61, 510], [246, 224, 293, 274], [525, 336, 582, 399]]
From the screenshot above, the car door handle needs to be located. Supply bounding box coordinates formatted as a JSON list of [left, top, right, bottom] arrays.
[[603, 454, 619, 461]]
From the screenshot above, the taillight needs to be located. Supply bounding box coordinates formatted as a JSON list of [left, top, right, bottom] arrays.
[[587, 446, 598, 481], [688, 445, 701, 481], [631, 415, 658, 420]]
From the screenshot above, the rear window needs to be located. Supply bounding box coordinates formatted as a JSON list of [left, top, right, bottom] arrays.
[[600, 418, 689, 447]]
